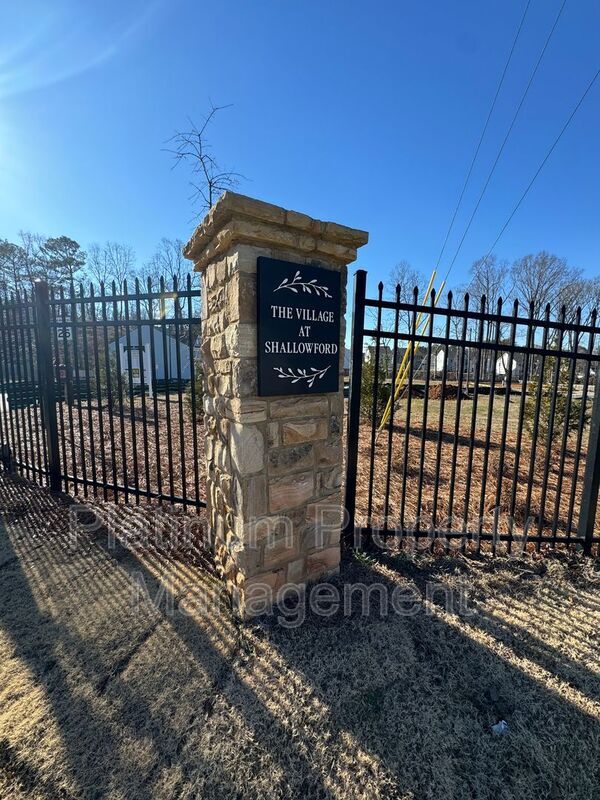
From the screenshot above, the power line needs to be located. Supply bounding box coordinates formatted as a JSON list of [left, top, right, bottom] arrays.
[[435, 0, 532, 270], [443, 0, 568, 282], [482, 67, 600, 263]]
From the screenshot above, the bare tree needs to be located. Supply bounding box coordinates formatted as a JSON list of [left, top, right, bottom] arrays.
[[387, 260, 426, 301], [510, 251, 583, 368], [511, 251, 581, 319], [87, 241, 136, 290], [85, 241, 136, 322], [87, 243, 112, 286], [105, 242, 135, 290], [167, 102, 243, 214], [145, 238, 189, 287], [465, 255, 511, 380], [584, 277, 600, 323], [17, 231, 45, 284], [468, 254, 508, 310], [382, 260, 450, 386], [384, 260, 428, 331], [143, 237, 197, 318], [137, 238, 199, 343]]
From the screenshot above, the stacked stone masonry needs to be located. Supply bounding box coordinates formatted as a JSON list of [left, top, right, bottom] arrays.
[[185, 192, 368, 616]]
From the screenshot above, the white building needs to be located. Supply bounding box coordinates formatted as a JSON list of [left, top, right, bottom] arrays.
[[496, 353, 519, 378], [109, 325, 200, 387]]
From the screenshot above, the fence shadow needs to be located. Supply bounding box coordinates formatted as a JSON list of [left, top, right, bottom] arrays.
[[258, 552, 600, 798], [0, 474, 338, 799], [387, 424, 506, 454], [1, 473, 599, 799]]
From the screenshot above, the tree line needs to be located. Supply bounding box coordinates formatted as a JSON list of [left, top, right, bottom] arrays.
[[374, 251, 600, 440], [390, 251, 600, 325], [0, 233, 195, 294]]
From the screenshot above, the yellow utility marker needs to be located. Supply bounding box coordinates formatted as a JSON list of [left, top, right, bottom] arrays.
[[377, 270, 444, 434]]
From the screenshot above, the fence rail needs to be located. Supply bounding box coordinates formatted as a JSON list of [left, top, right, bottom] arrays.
[[345, 270, 600, 555], [0, 276, 206, 511]]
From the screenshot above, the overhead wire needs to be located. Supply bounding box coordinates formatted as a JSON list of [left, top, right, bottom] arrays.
[[386, 2, 595, 426], [481, 67, 600, 263], [442, 0, 568, 284], [435, 0, 532, 270]]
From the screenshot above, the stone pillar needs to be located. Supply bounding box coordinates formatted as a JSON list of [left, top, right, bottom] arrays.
[[184, 192, 368, 616]]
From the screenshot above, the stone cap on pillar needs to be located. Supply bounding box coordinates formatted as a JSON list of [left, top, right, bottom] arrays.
[[183, 191, 369, 270]]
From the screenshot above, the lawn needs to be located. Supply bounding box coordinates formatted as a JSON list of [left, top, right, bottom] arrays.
[[1, 472, 599, 799], [10, 381, 597, 548], [355, 392, 597, 544], [5, 394, 207, 508]]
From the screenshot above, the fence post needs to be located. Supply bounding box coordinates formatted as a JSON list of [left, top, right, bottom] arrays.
[[343, 269, 367, 549], [34, 280, 61, 492], [580, 376, 600, 555]]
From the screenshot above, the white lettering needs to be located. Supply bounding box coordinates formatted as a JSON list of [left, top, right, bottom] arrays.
[[294, 308, 335, 323], [264, 341, 339, 355], [271, 305, 293, 319]]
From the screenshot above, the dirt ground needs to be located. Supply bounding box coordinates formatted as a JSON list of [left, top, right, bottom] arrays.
[[55, 393, 206, 506], [5, 396, 207, 508], [9, 388, 598, 548], [355, 395, 597, 544], [1, 472, 599, 800]]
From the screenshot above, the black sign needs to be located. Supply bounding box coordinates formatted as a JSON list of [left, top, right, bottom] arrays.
[[257, 257, 341, 396]]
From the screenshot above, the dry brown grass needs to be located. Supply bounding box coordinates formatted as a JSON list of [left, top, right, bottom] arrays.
[[1, 473, 599, 799], [4, 396, 207, 506], [10, 389, 597, 550], [55, 395, 207, 506], [356, 395, 598, 545]]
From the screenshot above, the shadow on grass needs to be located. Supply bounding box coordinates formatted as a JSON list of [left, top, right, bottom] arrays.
[[255, 551, 600, 799], [0, 475, 336, 799], [385, 424, 506, 454], [0, 472, 598, 799]]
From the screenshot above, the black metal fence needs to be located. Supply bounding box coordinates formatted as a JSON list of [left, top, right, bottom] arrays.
[[0, 276, 206, 510], [345, 270, 600, 555]]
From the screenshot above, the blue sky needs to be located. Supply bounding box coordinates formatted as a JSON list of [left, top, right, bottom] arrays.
[[1, 0, 599, 296]]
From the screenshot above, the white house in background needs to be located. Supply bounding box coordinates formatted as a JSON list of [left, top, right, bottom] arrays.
[[431, 346, 479, 379], [365, 344, 394, 375], [496, 353, 519, 379], [109, 325, 200, 387], [432, 347, 460, 376]]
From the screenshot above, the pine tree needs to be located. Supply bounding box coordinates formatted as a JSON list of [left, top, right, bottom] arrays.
[[360, 353, 391, 422], [524, 356, 587, 442], [38, 236, 86, 286]]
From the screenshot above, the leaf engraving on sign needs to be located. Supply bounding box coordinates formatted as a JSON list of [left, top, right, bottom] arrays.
[[273, 365, 332, 387], [274, 271, 332, 298]]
